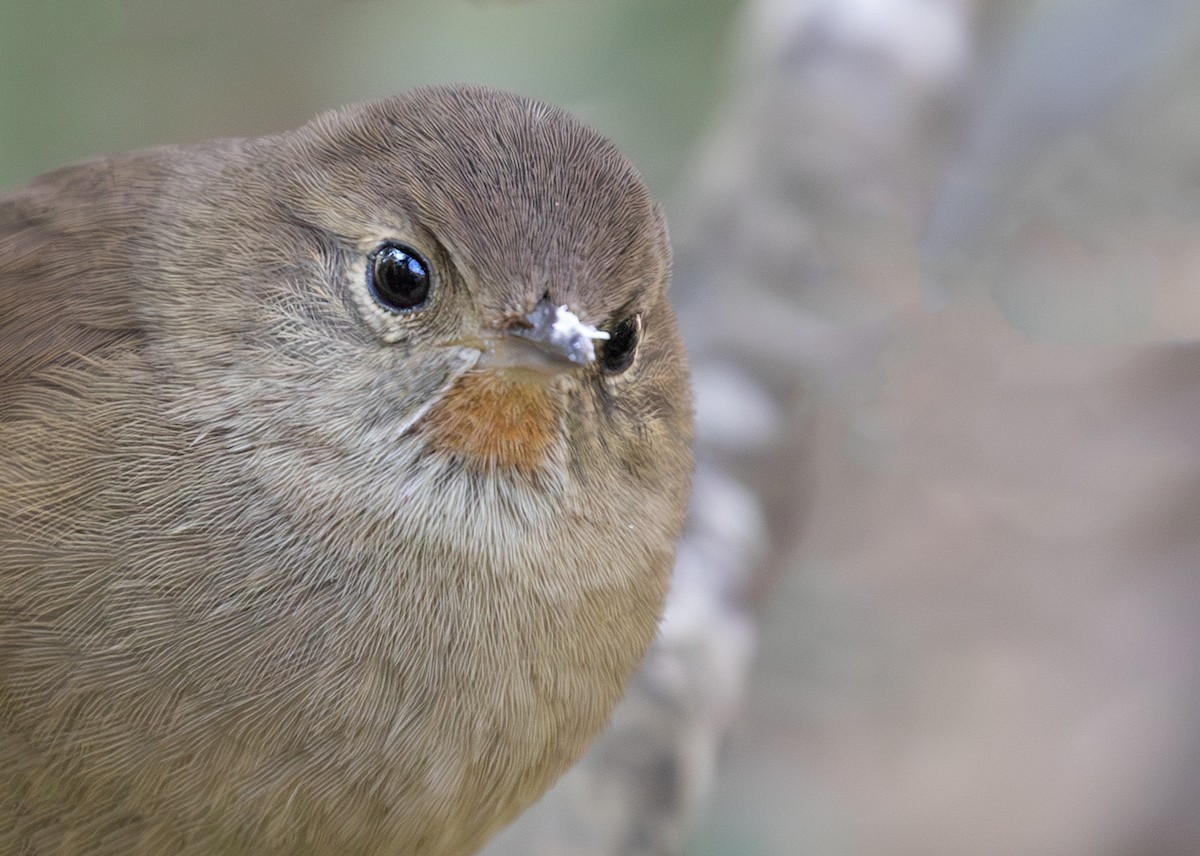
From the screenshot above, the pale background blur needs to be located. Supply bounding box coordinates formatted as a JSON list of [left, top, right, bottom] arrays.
[[5, 2, 1200, 855]]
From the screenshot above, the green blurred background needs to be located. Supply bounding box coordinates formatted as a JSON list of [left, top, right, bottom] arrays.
[[0, 0, 742, 216]]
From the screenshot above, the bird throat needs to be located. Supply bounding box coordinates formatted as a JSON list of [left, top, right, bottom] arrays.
[[419, 370, 560, 473]]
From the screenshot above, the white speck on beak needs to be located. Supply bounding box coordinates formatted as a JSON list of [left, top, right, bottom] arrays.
[[510, 299, 612, 365], [548, 304, 609, 364]]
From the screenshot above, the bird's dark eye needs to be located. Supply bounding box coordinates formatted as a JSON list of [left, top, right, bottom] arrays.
[[599, 314, 642, 375], [368, 243, 432, 313]]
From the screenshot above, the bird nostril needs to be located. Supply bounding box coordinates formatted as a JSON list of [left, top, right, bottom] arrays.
[[495, 311, 534, 333]]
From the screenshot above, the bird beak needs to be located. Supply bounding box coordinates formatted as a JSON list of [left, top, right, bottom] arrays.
[[479, 296, 609, 372]]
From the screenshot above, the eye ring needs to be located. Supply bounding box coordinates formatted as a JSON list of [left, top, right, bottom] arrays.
[[367, 242, 433, 313], [599, 313, 642, 375]]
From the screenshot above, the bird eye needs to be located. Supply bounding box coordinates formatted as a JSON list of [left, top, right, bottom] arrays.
[[368, 242, 432, 313], [599, 314, 642, 375]]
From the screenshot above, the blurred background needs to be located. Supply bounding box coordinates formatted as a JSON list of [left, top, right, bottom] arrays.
[[6, 1, 1200, 854]]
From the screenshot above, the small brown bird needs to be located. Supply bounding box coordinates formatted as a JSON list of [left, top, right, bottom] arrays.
[[0, 85, 692, 855]]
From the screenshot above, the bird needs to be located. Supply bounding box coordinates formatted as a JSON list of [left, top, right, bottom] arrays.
[[0, 84, 693, 856]]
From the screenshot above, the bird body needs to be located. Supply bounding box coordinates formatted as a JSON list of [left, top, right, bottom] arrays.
[[0, 86, 692, 855]]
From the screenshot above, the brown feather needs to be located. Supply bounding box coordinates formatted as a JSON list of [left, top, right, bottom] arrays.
[[0, 86, 692, 856]]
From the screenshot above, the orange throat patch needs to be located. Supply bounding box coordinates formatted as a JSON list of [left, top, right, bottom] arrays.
[[418, 370, 561, 473]]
